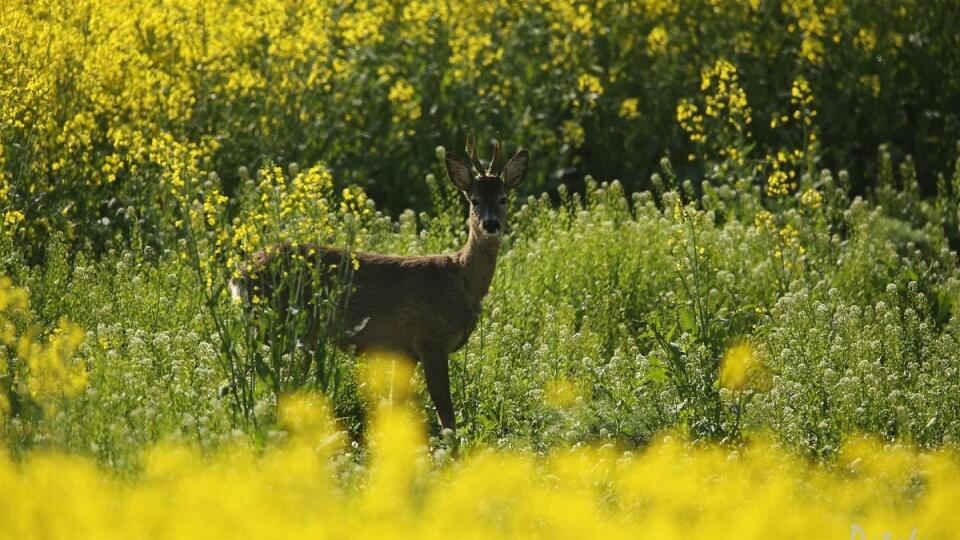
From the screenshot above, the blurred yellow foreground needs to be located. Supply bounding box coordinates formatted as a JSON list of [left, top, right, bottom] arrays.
[[1, 357, 957, 539]]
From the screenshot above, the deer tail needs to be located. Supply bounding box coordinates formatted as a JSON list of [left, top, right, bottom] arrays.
[[228, 276, 247, 305]]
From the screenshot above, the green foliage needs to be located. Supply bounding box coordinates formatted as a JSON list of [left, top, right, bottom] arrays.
[[3, 0, 960, 259], [2, 142, 960, 466]]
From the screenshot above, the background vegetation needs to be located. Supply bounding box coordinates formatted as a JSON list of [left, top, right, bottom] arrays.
[[2, 0, 960, 537], [3, 0, 959, 259]]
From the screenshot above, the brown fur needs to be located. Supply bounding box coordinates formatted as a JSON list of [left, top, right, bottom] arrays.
[[241, 233, 499, 357]]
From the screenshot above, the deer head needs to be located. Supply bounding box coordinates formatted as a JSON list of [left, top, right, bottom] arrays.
[[445, 137, 529, 238]]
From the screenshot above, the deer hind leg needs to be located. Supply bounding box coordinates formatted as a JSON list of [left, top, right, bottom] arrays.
[[418, 347, 456, 431]]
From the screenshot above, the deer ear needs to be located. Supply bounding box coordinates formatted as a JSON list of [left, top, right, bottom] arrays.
[[501, 149, 528, 190], [445, 153, 473, 191]]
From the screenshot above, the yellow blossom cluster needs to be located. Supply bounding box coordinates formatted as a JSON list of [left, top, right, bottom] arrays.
[[576, 74, 603, 96], [1, 381, 959, 539], [752, 211, 805, 272], [677, 59, 753, 171], [800, 188, 823, 209], [0, 278, 86, 416], [676, 100, 704, 143], [0, 0, 351, 249], [647, 26, 669, 55], [339, 186, 374, 222], [854, 27, 878, 52], [201, 158, 376, 290], [753, 209, 776, 231], [762, 75, 821, 197], [767, 169, 796, 197], [700, 60, 752, 134], [790, 76, 817, 127], [720, 341, 761, 391], [0, 0, 933, 258], [619, 98, 641, 120], [782, 0, 838, 64], [338, 1, 391, 47], [388, 80, 422, 125], [226, 164, 337, 274], [778, 223, 803, 256], [16, 321, 87, 405], [444, 2, 501, 81]]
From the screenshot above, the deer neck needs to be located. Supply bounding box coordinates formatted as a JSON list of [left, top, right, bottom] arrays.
[[458, 226, 501, 304]]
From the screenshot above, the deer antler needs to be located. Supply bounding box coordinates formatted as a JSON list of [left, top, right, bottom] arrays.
[[487, 139, 502, 175], [465, 134, 484, 174]]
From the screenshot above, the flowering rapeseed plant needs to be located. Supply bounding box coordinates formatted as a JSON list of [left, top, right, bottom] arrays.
[[1, 381, 959, 539], [2, 0, 956, 258], [0, 278, 86, 419]]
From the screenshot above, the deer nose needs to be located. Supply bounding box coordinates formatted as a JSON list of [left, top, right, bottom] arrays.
[[482, 219, 501, 233]]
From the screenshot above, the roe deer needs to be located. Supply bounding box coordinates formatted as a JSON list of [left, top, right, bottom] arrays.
[[231, 138, 528, 430]]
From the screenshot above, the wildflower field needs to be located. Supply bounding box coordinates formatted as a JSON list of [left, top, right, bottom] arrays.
[[2, 0, 960, 537]]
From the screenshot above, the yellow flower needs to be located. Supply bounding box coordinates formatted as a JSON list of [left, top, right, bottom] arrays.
[[754, 210, 775, 231], [3, 210, 24, 227], [339, 7, 386, 47], [801, 188, 823, 209], [577, 73, 604, 96], [619, 98, 640, 120], [646, 26, 668, 55], [801, 37, 824, 64], [359, 350, 417, 406], [387, 79, 415, 104], [779, 223, 800, 246], [387, 80, 421, 123], [676, 100, 698, 123], [544, 378, 580, 408], [767, 170, 793, 196], [854, 28, 878, 51], [720, 341, 758, 391]]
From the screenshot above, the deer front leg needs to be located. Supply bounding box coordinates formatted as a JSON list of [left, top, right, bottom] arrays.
[[421, 350, 456, 431]]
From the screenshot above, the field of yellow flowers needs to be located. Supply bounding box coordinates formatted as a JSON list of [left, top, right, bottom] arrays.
[[3, 0, 960, 537], [3, 362, 960, 539]]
